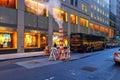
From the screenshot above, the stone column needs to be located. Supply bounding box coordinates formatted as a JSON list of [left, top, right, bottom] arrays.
[[68, 12, 71, 47], [48, 15, 53, 47], [17, 0, 25, 53], [78, 16, 80, 33]]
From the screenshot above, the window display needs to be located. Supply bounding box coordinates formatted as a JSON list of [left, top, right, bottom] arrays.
[[70, 14, 78, 24], [0, 33, 12, 48], [24, 34, 38, 48], [0, 0, 16, 8]]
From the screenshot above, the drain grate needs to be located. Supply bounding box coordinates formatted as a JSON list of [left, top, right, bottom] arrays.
[[81, 66, 97, 72]]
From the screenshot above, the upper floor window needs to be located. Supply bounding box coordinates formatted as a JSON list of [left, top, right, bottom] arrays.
[[75, 0, 78, 7], [53, 8, 68, 22], [82, 4, 84, 11], [71, 0, 74, 5], [70, 14, 78, 24], [80, 18, 88, 27], [0, 0, 16, 9], [25, 0, 47, 16], [90, 23, 94, 30]]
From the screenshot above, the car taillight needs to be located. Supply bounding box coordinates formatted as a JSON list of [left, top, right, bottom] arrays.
[[114, 53, 119, 57]]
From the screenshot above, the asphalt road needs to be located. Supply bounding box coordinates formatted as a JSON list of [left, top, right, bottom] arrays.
[[0, 48, 120, 80]]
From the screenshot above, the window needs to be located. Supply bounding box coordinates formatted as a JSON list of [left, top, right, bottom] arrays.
[[85, 6, 88, 12], [71, 0, 74, 5], [100, 26, 105, 32], [82, 4, 84, 11], [80, 18, 88, 27], [24, 33, 38, 48], [90, 23, 94, 30], [91, 12, 93, 18], [0, 32, 17, 49], [53, 8, 68, 22], [94, 24, 99, 31], [75, 0, 78, 7], [25, 0, 47, 16], [0, 0, 16, 8], [70, 14, 78, 24]]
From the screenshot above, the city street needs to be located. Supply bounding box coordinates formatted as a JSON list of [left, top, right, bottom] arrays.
[[0, 48, 120, 80]]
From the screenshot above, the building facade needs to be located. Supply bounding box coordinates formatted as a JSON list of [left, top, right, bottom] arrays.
[[0, 0, 113, 54]]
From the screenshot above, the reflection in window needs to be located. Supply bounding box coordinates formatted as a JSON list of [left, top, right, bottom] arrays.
[[53, 8, 68, 22], [0, 0, 16, 8], [70, 14, 78, 24], [25, 0, 46, 16], [80, 18, 88, 27]]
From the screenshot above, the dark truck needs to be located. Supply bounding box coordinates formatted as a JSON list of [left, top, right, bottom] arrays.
[[70, 33, 105, 52]]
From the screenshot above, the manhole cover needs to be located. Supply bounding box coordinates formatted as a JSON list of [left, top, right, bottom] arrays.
[[81, 66, 97, 72]]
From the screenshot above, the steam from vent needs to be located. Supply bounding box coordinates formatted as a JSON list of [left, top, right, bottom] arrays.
[[46, 0, 63, 27]]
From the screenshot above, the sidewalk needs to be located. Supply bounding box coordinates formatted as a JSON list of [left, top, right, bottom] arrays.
[[0, 51, 43, 61], [0, 51, 98, 61]]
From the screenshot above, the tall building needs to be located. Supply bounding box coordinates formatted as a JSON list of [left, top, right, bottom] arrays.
[[0, 0, 113, 54], [109, 0, 117, 40], [115, 0, 120, 40], [90, 0, 111, 40]]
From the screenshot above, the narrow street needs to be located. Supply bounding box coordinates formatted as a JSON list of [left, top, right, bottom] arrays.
[[0, 48, 120, 80]]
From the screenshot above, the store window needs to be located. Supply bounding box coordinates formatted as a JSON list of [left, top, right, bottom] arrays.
[[0, 0, 16, 8], [41, 34, 48, 49], [24, 33, 38, 48], [80, 18, 88, 27], [53, 33, 68, 47], [0, 32, 17, 49], [70, 14, 78, 24], [25, 0, 47, 16], [53, 8, 68, 22]]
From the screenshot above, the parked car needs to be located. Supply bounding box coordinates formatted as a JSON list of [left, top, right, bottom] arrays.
[[114, 50, 120, 64]]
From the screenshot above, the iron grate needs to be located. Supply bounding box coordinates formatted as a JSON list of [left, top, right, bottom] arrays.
[[81, 66, 97, 72]]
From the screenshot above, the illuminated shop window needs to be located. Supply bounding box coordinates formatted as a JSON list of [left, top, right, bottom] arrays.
[[25, 0, 47, 16], [0, 33, 12, 48], [70, 14, 78, 24], [53, 8, 68, 22], [0, 0, 16, 8], [90, 23, 94, 30], [53, 32, 68, 47], [41, 34, 48, 48], [24, 34, 38, 48], [80, 18, 88, 27]]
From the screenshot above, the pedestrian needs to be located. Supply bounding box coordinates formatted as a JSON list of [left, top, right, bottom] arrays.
[[53, 43, 57, 48]]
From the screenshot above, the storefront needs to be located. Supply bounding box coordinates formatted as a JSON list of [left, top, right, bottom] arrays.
[[0, 27, 17, 54], [53, 32, 68, 47], [24, 30, 40, 49]]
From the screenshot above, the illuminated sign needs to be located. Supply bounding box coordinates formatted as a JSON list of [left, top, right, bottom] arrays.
[[0, 0, 16, 8]]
